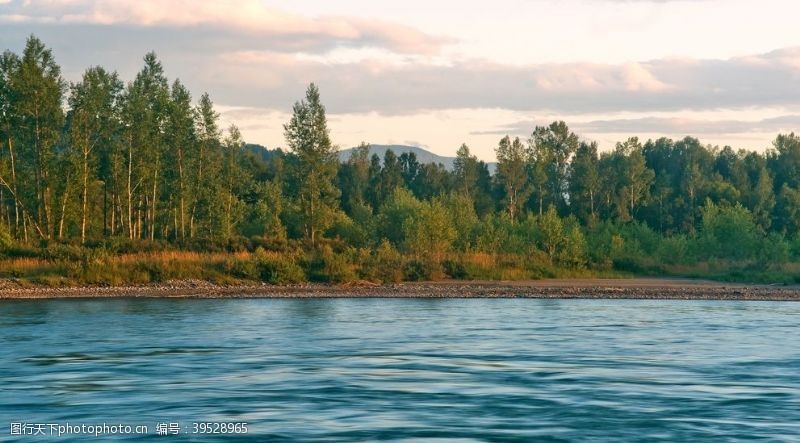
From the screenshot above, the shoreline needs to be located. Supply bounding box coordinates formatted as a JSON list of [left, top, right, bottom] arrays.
[[1, 278, 799, 301]]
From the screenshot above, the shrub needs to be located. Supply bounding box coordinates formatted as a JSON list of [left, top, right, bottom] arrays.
[[698, 200, 759, 261], [222, 258, 260, 280], [442, 259, 468, 279], [254, 249, 305, 284], [657, 235, 690, 265], [133, 260, 167, 282], [403, 259, 443, 281], [404, 260, 430, 281], [558, 224, 588, 269], [307, 245, 356, 283], [360, 240, 404, 283]]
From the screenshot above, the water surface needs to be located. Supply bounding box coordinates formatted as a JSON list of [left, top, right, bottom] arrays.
[[1, 298, 798, 441]]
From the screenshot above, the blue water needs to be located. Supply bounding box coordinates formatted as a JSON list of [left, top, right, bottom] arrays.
[[1, 299, 799, 442]]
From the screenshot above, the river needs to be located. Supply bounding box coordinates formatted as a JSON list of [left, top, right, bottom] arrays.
[[1, 298, 798, 441]]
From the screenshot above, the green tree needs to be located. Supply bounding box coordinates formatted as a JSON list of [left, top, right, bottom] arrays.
[[65, 66, 123, 243], [218, 125, 248, 240], [163, 79, 196, 240], [530, 121, 579, 213], [453, 143, 479, 197], [559, 222, 588, 269], [191, 92, 222, 238], [283, 83, 340, 245], [441, 193, 479, 252], [495, 135, 529, 222], [250, 180, 286, 241], [377, 187, 425, 247], [12, 36, 66, 239], [537, 206, 564, 263], [338, 142, 371, 213], [699, 200, 759, 261], [121, 52, 169, 240], [613, 137, 655, 221], [404, 199, 456, 262], [0, 50, 22, 239], [569, 141, 601, 224]]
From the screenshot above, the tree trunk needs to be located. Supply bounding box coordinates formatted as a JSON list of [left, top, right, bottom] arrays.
[[57, 174, 71, 239], [127, 137, 134, 240], [81, 149, 89, 243], [150, 158, 159, 241]]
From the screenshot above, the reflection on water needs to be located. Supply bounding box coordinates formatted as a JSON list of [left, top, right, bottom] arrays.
[[1, 298, 799, 442]]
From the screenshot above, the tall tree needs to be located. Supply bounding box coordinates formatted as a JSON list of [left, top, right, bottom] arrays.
[[219, 125, 247, 240], [65, 66, 123, 243], [613, 137, 655, 221], [530, 121, 579, 213], [0, 51, 21, 238], [191, 92, 222, 238], [164, 79, 196, 240], [121, 52, 169, 240], [495, 136, 529, 222], [569, 141, 601, 224], [12, 36, 66, 239], [453, 143, 479, 197], [338, 142, 371, 213], [283, 83, 339, 245]]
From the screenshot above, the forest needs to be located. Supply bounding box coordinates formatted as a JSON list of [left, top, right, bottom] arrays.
[[2, 35, 800, 286]]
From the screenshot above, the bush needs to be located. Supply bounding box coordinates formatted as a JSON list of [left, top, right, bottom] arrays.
[[403, 259, 443, 281], [698, 201, 759, 261], [307, 245, 356, 283], [658, 235, 690, 265], [133, 260, 167, 282], [254, 249, 305, 284], [757, 233, 790, 267], [442, 259, 468, 279], [222, 258, 260, 280], [359, 240, 404, 283]]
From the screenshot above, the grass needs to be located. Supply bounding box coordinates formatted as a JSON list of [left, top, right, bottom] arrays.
[[0, 246, 796, 287]]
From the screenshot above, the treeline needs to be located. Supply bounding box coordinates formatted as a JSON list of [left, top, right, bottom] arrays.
[[2, 36, 800, 284]]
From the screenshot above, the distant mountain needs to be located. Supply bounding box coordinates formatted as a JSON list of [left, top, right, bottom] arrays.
[[338, 144, 496, 173], [246, 143, 497, 173]]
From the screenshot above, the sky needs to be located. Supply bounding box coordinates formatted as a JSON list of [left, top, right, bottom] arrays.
[[2, 0, 800, 161]]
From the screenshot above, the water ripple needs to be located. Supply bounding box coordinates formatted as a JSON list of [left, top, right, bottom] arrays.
[[0, 299, 798, 442]]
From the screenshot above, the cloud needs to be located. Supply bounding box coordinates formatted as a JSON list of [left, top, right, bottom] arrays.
[[0, 0, 450, 54], [2, 5, 799, 118], [198, 47, 800, 116], [576, 115, 800, 135], [475, 115, 800, 139]]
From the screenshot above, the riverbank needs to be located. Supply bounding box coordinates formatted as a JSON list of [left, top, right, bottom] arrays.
[[1, 278, 799, 300]]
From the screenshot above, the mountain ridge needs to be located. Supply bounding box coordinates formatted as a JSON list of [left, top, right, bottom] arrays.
[[246, 143, 497, 173]]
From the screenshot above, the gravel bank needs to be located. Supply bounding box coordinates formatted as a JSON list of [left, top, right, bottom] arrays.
[[1, 278, 799, 301]]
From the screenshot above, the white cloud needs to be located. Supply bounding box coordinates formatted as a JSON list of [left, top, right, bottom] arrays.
[[0, 0, 450, 54]]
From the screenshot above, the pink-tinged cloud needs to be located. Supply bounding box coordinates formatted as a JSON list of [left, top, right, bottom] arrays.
[[204, 46, 800, 115], [0, 0, 451, 54]]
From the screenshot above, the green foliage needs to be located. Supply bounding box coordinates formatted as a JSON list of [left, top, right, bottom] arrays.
[[0, 223, 12, 252], [698, 200, 759, 261], [254, 248, 305, 284], [283, 83, 340, 245], [442, 193, 479, 252], [403, 199, 456, 261], [3, 34, 800, 287], [537, 206, 564, 263], [495, 136, 529, 221], [559, 224, 588, 269], [307, 245, 356, 283], [404, 259, 441, 281], [360, 240, 404, 283], [377, 187, 424, 247]]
